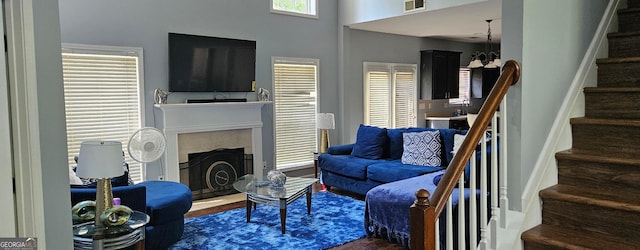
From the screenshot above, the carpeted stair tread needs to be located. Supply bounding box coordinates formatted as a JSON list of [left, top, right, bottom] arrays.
[[583, 86, 640, 92], [608, 30, 640, 38], [618, 7, 640, 14], [540, 184, 640, 213], [522, 224, 640, 249], [555, 150, 640, 166], [596, 56, 640, 64], [570, 117, 640, 127]]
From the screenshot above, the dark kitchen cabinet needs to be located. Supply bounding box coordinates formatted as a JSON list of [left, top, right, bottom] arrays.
[[470, 67, 500, 98], [420, 50, 462, 99]]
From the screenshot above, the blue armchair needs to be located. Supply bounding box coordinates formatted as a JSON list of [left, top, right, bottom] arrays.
[[70, 181, 192, 250]]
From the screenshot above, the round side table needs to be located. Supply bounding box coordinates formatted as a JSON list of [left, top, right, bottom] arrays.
[[72, 210, 149, 250]]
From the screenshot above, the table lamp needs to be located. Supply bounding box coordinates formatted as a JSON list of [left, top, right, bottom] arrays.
[[317, 113, 335, 153], [75, 141, 124, 226]]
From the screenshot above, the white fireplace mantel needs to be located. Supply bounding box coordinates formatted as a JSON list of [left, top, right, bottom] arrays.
[[154, 101, 271, 182]]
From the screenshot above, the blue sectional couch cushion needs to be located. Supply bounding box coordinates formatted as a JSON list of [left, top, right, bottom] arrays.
[[367, 160, 443, 183], [351, 124, 388, 159], [319, 154, 381, 180], [327, 143, 354, 155]]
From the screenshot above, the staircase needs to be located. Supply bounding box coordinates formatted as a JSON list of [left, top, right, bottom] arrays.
[[521, 0, 640, 249]]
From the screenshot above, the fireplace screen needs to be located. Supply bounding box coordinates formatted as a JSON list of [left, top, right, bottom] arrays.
[[181, 148, 252, 200]]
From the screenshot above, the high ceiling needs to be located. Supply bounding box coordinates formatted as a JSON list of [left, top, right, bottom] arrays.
[[347, 0, 502, 43]]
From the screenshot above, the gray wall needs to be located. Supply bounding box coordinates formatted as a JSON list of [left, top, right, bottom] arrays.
[[340, 28, 484, 143], [502, 0, 608, 210], [58, 0, 339, 177]]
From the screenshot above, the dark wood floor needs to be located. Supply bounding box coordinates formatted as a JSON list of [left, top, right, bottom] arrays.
[[185, 182, 406, 250]]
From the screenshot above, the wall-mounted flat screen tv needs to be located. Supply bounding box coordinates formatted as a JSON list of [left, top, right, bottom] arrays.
[[169, 33, 256, 92]]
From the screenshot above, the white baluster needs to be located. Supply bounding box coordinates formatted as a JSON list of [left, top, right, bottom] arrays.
[[458, 175, 466, 250], [478, 133, 489, 250], [490, 111, 499, 249], [435, 218, 440, 250], [469, 152, 478, 250], [499, 100, 509, 228], [446, 196, 453, 250]]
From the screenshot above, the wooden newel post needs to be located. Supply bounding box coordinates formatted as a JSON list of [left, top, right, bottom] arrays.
[[410, 189, 436, 250]]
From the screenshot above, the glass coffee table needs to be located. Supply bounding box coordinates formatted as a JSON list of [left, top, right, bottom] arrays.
[[232, 174, 318, 234]]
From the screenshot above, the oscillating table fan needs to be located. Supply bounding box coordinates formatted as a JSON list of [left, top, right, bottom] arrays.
[[128, 127, 166, 163]]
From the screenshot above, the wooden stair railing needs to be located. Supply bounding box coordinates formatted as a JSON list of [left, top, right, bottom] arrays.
[[410, 60, 521, 250]]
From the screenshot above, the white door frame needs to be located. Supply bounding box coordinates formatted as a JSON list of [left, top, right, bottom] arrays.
[[3, 0, 46, 241], [0, 0, 17, 237]]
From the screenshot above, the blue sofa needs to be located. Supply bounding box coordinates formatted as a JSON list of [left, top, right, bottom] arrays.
[[71, 180, 192, 250], [319, 125, 488, 196]]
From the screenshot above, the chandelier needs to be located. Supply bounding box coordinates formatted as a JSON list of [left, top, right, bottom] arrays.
[[467, 19, 501, 68]]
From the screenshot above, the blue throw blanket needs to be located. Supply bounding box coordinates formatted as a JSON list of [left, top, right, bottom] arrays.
[[365, 170, 479, 247]]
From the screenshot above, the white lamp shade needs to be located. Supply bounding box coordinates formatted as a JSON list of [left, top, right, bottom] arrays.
[[467, 59, 484, 68], [75, 141, 124, 178], [484, 60, 499, 68], [492, 58, 502, 67], [317, 113, 335, 130]]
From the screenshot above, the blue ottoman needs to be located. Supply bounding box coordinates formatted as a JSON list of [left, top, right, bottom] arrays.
[[138, 180, 192, 250]]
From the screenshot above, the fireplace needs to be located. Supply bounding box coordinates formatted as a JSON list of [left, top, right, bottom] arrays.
[[180, 148, 253, 200], [154, 101, 270, 183]]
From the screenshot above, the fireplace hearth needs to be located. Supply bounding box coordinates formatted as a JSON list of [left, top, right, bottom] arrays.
[[180, 148, 253, 200]]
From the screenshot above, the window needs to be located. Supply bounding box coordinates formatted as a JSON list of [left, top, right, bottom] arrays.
[[271, 0, 317, 18], [273, 57, 319, 169], [364, 62, 417, 128], [61, 44, 144, 182], [449, 68, 471, 105]]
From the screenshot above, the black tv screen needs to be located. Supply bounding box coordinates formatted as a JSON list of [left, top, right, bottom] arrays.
[[169, 33, 256, 92]]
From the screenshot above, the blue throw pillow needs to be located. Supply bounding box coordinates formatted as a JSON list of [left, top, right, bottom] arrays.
[[351, 124, 387, 160], [401, 130, 442, 166]]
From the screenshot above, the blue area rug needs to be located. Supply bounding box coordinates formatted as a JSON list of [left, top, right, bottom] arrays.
[[170, 191, 366, 250]]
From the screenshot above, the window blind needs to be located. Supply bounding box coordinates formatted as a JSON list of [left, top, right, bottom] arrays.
[[364, 63, 391, 128], [364, 62, 417, 128], [273, 58, 318, 169], [393, 66, 417, 128], [450, 68, 471, 104], [61, 49, 143, 182]]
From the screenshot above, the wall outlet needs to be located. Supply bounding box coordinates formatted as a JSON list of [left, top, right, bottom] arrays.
[[158, 176, 164, 180]]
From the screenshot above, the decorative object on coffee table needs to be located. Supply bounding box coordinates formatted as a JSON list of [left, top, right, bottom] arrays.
[[267, 170, 287, 188]]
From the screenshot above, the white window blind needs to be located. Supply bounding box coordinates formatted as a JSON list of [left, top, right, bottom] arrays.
[[364, 64, 391, 128], [449, 68, 471, 104], [273, 57, 318, 169], [364, 62, 417, 128], [61, 45, 143, 182], [393, 66, 417, 128]]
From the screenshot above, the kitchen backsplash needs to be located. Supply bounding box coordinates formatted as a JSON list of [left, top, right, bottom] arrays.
[[417, 98, 485, 127]]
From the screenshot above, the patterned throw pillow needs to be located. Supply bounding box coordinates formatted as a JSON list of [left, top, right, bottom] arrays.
[[401, 130, 442, 166]]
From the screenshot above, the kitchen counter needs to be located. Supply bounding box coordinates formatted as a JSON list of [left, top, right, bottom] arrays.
[[425, 115, 469, 130], [425, 115, 467, 121]]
